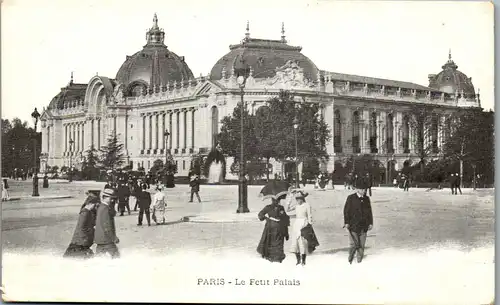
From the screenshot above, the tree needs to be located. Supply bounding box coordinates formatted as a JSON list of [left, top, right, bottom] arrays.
[[443, 108, 494, 186], [189, 154, 203, 176], [81, 145, 100, 180], [149, 159, 164, 177], [99, 133, 125, 172], [218, 90, 331, 178], [258, 90, 331, 164], [408, 105, 439, 180], [218, 101, 258, 174], [1, 118, 40, 177]]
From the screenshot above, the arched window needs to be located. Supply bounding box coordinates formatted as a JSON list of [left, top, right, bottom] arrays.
[[334, 110, 342, 153], [386, 113, 394, 153], [370, 112, 378, 153], [130, 85, 144, 97], [403, 115, 410, 153], [211, 106, 219, 148], [352, 111, 360, 153]]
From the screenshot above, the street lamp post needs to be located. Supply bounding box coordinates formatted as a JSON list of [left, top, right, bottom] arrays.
[[236, 75, 249, 213], [31, 108, 41, 197], [164, 129, 170, 185], [293, 117, 299, 188], [69, 138, 74, 182]]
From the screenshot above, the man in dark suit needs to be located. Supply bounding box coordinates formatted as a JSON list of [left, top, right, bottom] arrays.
[[95, 188, 120, 258], [137, 184, 152, 226], [189, 175, 202, 203], [450, 173, 456, 195], [117, 180, 131, 216], [343, 180, 373, 264]]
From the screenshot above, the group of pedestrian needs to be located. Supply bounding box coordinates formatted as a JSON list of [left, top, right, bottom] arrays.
[[63, 189, 121, 259], [256, 178, 373, 265], [257, 189, 318, 266]]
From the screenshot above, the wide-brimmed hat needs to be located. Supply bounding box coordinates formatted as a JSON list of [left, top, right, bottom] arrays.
[[294, 191, 309, 200], [102, 188, 118, 198]]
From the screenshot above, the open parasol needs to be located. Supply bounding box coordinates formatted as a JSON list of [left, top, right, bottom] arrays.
[[258, 180, 291, 201]]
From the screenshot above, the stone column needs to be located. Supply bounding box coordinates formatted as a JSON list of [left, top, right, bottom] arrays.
[[165, 111, 171, 149], [152, 113, 158, 151], [147, 114, 152, 151], [159, 112, 164, 151], [438, 115, 445, 153], [186, 108, 193, 151], [63, 124, 67, 154], [179, 109, 186, 150], [172, 110, 178, 150], [191, 109, 196, 149], [76, 124, 80, 152]]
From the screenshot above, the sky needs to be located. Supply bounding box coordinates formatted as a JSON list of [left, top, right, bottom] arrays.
[[1, 0, 494, 126]]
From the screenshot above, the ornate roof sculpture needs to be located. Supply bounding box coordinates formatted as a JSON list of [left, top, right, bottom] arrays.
[[47, 72, 87, 110], [210, 22, 320, 82], [115, 14, 194, 95], [428, 50, 476, 97]]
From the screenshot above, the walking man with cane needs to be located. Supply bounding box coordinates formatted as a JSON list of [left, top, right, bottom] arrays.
[[343, 180, 373, 264]]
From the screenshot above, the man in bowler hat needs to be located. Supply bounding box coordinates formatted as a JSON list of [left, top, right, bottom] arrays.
[[95, 188, 120, 258], [343, 180, 373, 264]]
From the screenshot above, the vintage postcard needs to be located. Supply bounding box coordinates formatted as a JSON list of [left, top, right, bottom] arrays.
[[1, 0, 494, 303]]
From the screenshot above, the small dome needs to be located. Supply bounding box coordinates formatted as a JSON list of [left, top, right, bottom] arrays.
[[428, 51, 475, 96], [48, 73, 87, 110], [210, 23, 319, 81], [115, 14, 194, 95]]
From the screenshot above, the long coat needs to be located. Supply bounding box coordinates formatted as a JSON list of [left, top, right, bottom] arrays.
[[137, 190, 152, 209], [343, 193, 373, 233], [257, 204, 290, 261], [190, 179, 200, 192], [70, 208, 96, 247], [94, 203, 118, 245]]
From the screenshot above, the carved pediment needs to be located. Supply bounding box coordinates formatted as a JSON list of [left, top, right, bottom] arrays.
[[194, 81, 222, 96], [266, 60, 315, 89]]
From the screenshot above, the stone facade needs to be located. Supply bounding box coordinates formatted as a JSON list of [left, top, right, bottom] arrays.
[[39, 16, 481, 179]]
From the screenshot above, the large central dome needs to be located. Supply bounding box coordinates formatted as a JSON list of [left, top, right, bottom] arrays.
[[210, 23, 319, 82], [115, 14, 194, 95]]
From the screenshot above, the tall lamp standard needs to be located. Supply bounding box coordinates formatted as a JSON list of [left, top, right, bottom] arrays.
[[31, 108, 41, 197], [68, 138, 74, 182], [236, 75, 249, 213], [293, 117, 300, 188], [164, 129, 170, 185]]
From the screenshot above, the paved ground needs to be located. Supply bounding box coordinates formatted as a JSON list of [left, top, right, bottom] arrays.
[[1, 180, 495, 304]]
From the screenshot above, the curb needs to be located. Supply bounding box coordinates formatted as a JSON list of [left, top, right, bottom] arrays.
[[185, 214, 259, 224], [5, 195, 74, 201]]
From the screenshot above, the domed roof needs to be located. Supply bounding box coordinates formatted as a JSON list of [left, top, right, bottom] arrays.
[[210, 23, 319, 82], [48, 73, 87, 110], [115, 14, 194, 92], [428, 51, 475, 96]]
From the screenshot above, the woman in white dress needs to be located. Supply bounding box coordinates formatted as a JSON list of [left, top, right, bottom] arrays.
[[287, 190, 313, 265]]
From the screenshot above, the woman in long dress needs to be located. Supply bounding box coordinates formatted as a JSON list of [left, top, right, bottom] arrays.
[[63, 194, 99, 258], [287, 190, 318, 266], [257, 195, 290, 263]]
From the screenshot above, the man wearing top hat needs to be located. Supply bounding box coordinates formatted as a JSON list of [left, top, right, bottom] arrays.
[[343, 179, 373, 264], [95, 188, 120, 258]]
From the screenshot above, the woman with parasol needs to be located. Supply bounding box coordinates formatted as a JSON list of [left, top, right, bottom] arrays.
[[287, 190, 319, 266], [257, 181, 291, 263]]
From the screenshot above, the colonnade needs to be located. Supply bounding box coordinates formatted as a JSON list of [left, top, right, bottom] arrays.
[[330, 107, 449, 155], [140, 107, 199, 155], [63, 121, 86, 155]]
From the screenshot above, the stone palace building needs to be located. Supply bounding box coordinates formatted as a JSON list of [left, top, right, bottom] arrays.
[[39, 14, 481, 179]]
